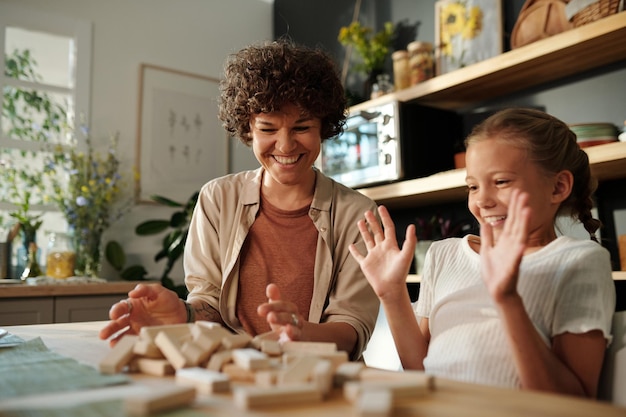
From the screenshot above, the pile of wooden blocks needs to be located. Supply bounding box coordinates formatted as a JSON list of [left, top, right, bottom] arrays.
[[98, 321, 433, 416]]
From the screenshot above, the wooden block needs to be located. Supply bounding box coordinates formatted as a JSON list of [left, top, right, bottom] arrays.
[[154, 331, 190, 370], [176, 367, 230, 394], [190, 331, 221, 357], [233, 384, 322, 410], [278, 355, 319, 385], [281, 341, 337, 355], [334, 361, 365, 386], [99, 334, 139, 374], [193, 321, 233, 341], [254, 369, 279, 387], [139, 323, 193, 343], [124, 384, 196, 416], [343, 379, 431, 404], [312, 359, 333, 397], [259, 339, 282, 356], [250, 330, 280, 349], [133, 339, 164, 359], [222, 363, 257, 383], [134, 357, 175, 376], [181, 340, 213, 367], [232, 348, 271, 371], [283, 350, 348, 372], [206, 349, 233, 372], [355, 388, 392, 417], [221, 333, 252, 350], [360, 369, 434, 388]]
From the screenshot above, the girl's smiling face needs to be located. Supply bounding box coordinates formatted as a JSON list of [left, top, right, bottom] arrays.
[[465, 137, 563, 247]]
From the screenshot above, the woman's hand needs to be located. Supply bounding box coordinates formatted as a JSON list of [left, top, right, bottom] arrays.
[[256, 283, 304, 341], [349, 205, 416, 301], [479, 189, 530, 303], [98, 283, 186, 346]]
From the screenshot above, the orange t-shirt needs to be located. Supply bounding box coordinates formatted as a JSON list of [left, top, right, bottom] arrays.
[[236, 195, 317, 335]]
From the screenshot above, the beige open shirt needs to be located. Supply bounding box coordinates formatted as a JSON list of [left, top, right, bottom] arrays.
[[184, 167, 380, 359]]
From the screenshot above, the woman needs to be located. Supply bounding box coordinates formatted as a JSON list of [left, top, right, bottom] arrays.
[[99, 40, 379, 360]]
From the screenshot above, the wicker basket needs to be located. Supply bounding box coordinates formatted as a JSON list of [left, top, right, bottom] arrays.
[[570, 0, 621, 27]]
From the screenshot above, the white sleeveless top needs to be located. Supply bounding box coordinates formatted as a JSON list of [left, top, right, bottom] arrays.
[[415, 235, 615, 388]]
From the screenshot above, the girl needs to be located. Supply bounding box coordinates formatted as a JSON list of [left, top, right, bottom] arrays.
[[350, 108, 615, 397]]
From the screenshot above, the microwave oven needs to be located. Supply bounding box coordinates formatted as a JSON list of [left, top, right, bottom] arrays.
[[316, 100, 462, 189]]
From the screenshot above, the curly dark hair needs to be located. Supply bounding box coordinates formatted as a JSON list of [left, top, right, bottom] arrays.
[[218, 39, 347, 145]]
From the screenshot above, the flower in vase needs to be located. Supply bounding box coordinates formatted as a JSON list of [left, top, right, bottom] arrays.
[[45, 127, 130, 277]]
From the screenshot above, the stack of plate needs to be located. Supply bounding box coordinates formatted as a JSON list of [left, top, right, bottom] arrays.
[[569, 123, 618, 148]]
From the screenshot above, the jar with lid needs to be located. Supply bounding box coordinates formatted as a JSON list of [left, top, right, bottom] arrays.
[[46, 232, 76, 279], [370, 73, 394, 99], [391, 50, 410, 91], [408, 41, 434, 85]]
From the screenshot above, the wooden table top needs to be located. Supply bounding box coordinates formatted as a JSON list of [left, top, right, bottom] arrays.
[[1, 321, 624, 417]]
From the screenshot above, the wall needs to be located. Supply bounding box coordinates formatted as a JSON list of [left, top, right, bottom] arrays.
[[0, 0, 272, 282]]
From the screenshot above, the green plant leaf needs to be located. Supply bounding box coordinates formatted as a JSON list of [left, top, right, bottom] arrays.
[[120, 265, 149, 280], [170, 211, 188, 228], [136, 220, 170, 235], [105, 240, 126, 271], [151, 195, 183, 207]]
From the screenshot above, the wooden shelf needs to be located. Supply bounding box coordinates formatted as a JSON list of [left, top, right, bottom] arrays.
[[358, 141, 626, 209], [407, 271, 626, 283], [354, 13, 626, 209], [351, 12, 626, 111]]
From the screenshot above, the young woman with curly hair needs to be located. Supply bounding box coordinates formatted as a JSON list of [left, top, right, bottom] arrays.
[[100, 40, 380, 360]]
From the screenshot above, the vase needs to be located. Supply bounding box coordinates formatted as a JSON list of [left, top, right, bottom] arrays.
[[14, 226, 38, 279], [72, 227, 104, 278]]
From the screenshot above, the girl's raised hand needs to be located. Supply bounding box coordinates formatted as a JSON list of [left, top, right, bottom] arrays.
[[349, 205, 416, 301], [479, 189, 531, 303]]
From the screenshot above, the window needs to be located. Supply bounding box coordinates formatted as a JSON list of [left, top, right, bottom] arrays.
[[0, 5, 91, 271]]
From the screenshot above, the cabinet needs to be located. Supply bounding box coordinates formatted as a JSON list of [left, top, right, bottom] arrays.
[[0, 281, 142, 325], [351, 13, 626, 283]]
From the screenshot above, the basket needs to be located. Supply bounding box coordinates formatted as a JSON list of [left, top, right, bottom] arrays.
[[570, 0, 621, 27]]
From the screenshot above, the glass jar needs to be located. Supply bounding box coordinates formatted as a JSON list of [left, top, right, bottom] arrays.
[[370, 74, 394, 99], [408, 41, 434, 85], [46, 232, 76, 279], [391, 50, 410, 91]]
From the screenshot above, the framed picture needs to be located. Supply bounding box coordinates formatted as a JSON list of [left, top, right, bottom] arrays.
[[136, 63, 227, 203], [435, 0, 503, 75]]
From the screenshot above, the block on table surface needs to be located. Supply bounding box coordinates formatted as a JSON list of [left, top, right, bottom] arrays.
[[181, 340, 213, 366], [312, 359, 334, 396], [206, 349, 233, 371], [176, 367, 230, 394], [233, 383, 323, 410], [123, 384, 196, 416], [232, 348, 271, 371], [221, 333, 253, 350], [334, 361, 365, 386], [281, 341, 337, 355], [343, 379, 431, 404], [133, 357, 175, 376], [355, 388, 392, 417], [154, 331, 190, 370], [278, 355, 320, 385], [139, 323, 193, 343], [99, 334, 139, 374], [133, 339, 164, 359]]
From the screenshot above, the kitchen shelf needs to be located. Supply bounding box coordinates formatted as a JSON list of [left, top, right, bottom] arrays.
[[354, 12, 626, 210], [351, 12, 626, 112], [358, 141, 626, 209]]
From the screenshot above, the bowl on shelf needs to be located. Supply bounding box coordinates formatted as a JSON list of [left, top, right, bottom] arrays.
[[569, 122, 619, 148]]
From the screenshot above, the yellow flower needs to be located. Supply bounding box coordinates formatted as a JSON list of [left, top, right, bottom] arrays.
[[441, 3, 467, 36], [462, 7, 483, 39]]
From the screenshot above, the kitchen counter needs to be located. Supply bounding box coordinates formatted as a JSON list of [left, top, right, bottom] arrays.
[[0, 279, 144, 298], [0, 280, 148, 325]]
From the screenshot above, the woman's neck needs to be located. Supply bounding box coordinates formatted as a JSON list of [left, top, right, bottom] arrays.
[[261, 169, 316, 211]]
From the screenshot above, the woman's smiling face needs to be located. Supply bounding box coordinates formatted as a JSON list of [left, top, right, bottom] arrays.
[[250, 103, 321, 188]]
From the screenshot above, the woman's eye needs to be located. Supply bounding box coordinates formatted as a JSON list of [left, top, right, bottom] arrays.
[[294, 126, 310, 132], [467, 185, 477, 192], [495, 179, 510, 186]]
